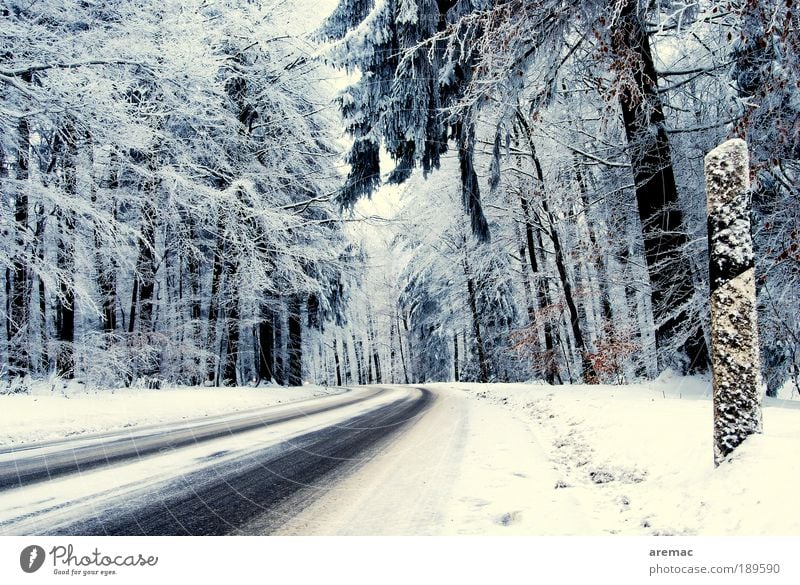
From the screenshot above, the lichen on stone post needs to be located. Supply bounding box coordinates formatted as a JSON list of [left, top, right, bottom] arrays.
[[705, 138, 763, 466]]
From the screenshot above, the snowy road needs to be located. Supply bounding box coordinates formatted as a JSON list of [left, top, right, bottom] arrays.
[[0, 384, 563, 536], [0, 386, 432, 535], [271, 384, 575, 535], [2, 380, 798, 536], [0, 386, 375, 490]]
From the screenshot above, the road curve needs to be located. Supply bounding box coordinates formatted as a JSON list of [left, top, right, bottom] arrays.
[[0, 387, 378, 490], [0, 386, 433, 536]]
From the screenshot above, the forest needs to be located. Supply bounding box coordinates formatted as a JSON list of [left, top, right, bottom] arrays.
[[0, 0, 797, 395]]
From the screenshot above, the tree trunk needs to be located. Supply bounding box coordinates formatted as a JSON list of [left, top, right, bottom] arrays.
[[257, 308, 275, 384], [519, 193, 557, 383], [367, 311, 382, 384], [372, 345, 382, 383], [333, 336, 342, 386], [342, 338, 352, 384], [56, 213, 76, 379], [462, 252, 490, 383], [97, 155, 119, 335], [396, 314, 409, 384], [55, 121, 78, 380], [206, 214, 225, 384], [453, 332, 460, 382], [186, 215, 202, 384], [274, 306, 285, 386], [389, 320, 396, 383], [222, 263, 240, 386], [9, 95, 31, 378], [130, 199, 157, 335], [367, 337, 374, 383], [34, 209, 48, 373], [574, 158, 613, 326], [353, 334, 365, 385], [613, 0, 708, 372], [287, 294, 303, 386], [401, 312, 414, 383]]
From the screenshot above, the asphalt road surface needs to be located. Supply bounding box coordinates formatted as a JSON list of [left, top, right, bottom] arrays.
[[0, 387, 380, 491], [0, 386, 432, 535]]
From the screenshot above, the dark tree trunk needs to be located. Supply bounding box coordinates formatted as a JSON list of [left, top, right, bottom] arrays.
[[396, 313, 409, 384], [287, 294, 303, 386], [131, 199, 157, 335], [222, 263, 240, 386], [341, 338, 352, 384], [9, 96, 31, 377], [462, 253, 490, 383], [274, 306, 285, 386], [456, 118, 490, 241], [402, 313, 414, 383], [333, 336, 343, 386], [453, 332, 460, 382], [56, 214, 76, 379], [97, 252, 118, 335], [97, 155, 119, 335], [56, 121, 78, 379], [366, 337, 374, 384], [514, 220, 536, 324], [185, 215, 202, 384], [353, 334, 365, 385], [206, 214, 226, 384], [613, 0, 708, 371], [307, 294, 319, 329], [367, 312, 382, 384], [257, 308, 275, 383], [35, 210, 48, 373], [222, 312, 240, 385], [388, 321, 396, 383], [372, 346, 382, 383]]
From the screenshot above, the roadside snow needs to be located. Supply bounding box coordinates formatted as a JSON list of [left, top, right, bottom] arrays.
[[0, 383, 340, 447], [445, 374, 800, 535]]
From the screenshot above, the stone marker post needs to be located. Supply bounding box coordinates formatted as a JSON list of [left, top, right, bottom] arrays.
[[705, 138, 762, 466]]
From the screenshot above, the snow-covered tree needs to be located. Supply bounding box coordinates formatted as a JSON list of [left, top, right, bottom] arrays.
[[0, 0, 353, 389]]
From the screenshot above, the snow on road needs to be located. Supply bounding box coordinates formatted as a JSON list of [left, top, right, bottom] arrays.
[[274, 384, 597, 535], [0, 383, 340, 447], [277, 376, 800, 536], [0, 386, 409, 534]]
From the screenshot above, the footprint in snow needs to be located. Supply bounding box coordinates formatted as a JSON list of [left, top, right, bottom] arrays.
[[496, 511, 522, 526]]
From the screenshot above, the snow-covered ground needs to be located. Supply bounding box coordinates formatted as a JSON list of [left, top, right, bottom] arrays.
[[0, 382, 340, 447], [278, 375, 800, 536], [2, 375, 798, 535], [441, 374, 800, 536]]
